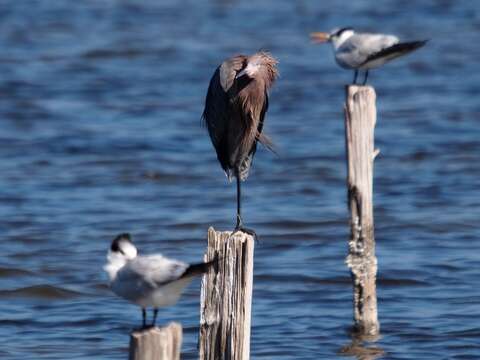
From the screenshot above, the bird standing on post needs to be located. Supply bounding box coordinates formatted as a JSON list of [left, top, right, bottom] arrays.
[[310, 28, 427, 85], [202, 52, 278, 237]]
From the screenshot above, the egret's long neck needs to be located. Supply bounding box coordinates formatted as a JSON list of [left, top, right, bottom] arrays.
[[104, 253, 127, 283], [332, 30, 354, 50]]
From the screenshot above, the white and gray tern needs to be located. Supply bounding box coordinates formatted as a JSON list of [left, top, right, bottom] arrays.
[[104, 233, 215, 328], [311, 27, 427, 84]]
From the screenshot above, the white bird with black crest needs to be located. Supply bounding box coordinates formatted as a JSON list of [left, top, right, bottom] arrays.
[[311, 27, 427, 84], [104, 233, 216, 328]]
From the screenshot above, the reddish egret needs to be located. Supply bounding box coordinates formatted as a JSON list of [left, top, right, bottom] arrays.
[[202, 52, 278, 236]]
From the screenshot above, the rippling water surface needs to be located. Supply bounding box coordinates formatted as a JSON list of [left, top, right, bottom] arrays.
[[0, 1, 479, 359]]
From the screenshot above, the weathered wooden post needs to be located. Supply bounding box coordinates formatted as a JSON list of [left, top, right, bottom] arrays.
[[129, 322, 182, 360], [199, 227, 254, 360], [344, 85, 380, 335]]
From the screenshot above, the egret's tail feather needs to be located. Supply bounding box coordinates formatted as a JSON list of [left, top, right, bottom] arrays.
[[257, 133, 276, 154]]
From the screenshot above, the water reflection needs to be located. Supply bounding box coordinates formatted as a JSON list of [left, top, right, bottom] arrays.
[[339, 331, 385, 360]]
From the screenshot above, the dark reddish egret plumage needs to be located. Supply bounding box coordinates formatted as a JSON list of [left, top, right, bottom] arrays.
[[202, 52, 278, 236]]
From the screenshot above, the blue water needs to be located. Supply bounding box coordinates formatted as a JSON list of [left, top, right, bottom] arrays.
[[0, 0, 479, 359]]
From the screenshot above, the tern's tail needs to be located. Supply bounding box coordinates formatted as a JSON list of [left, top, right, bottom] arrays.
[[181, 257, 218, 278]]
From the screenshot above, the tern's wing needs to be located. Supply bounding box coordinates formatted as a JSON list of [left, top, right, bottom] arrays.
[[120, 255, 189, 288], [360, 39, 427, 67], [337, 33, 399, 68]]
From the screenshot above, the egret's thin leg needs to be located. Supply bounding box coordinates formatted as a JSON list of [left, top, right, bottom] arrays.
[[232, 170, 257, 240], [235, 174, 242, 229]]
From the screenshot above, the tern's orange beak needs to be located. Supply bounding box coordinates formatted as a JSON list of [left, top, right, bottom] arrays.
[[310, 32, 330, 44]]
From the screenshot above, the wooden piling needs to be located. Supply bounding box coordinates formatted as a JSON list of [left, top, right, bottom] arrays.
[[344, 85, 380, 335], [129, 322, 182, 360], [199, 227, 254, 360]]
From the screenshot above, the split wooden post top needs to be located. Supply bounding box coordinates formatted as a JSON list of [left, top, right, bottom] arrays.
[[199, 227, 255, 360]]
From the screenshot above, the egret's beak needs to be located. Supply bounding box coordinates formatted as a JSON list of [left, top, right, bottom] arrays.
[[310, 32, 330, 44], [236, 63, 257, 79], [236, 68, 247, 78]]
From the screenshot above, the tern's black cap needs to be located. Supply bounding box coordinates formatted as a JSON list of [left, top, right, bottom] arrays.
[[333, 27, 354, 36], [111, 233, 132, 252]]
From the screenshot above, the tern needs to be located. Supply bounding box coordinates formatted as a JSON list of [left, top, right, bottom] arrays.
[[311, 27, 427, 85], [104, 233, 215, 328]]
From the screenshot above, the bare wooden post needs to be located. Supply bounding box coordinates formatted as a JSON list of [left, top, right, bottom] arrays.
[[199, 227, 254, 360], [344, 85, 380, 335], [129, 322, 182, 360]]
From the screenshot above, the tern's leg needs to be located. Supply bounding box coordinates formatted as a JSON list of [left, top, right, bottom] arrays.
[[353, 70, 358, 84], [142, 308, 146, 328], [152, 308, 159, 327], [232, 172, 257, 240], [363, 70, 369, 85]]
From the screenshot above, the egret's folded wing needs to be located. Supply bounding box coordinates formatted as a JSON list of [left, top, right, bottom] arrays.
[[202, 55, 247, 173], [219, 56, 246, 93]]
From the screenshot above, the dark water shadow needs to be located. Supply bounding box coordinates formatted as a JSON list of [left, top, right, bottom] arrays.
[[0, 284, 85, 300], [339, 329, 385, 360]]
